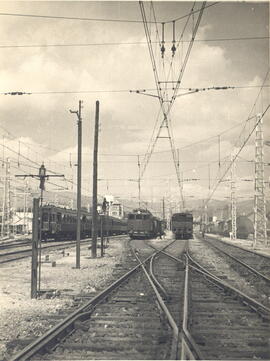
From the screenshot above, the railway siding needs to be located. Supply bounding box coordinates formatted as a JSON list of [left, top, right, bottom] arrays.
[[189, 235, 270, 307], [1, 237, 130, 361], [189, 267, 270, 360]]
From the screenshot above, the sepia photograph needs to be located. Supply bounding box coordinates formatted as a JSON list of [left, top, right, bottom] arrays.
[[0, 0, 269, 360]]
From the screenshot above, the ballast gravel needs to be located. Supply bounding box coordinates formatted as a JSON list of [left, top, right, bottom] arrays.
[[0, 237, 127, 360]]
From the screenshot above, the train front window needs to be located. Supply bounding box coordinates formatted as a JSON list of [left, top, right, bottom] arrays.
[[42, 213, 48, 222], [128, 214, 135, 220], [57, 213, 61, 222], [136, 214, 142, 220]]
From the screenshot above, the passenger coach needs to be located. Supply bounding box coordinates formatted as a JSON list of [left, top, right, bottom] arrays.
[[41, 205, 127, 241]]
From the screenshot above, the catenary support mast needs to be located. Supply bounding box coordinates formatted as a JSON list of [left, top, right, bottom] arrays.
[[254, 114, 267, 247]]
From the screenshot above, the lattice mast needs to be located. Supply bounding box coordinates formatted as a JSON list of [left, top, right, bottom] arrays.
[[230, 153, 237, 240], [139, 2, 206, 210], [254, 114, 267, 246]]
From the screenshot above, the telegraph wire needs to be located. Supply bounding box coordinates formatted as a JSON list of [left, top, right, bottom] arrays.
[[0, 36, 268, 49], [0, 3, 219, 24]]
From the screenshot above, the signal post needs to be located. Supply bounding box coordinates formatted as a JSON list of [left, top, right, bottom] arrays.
[[16, 164, 64, 298]]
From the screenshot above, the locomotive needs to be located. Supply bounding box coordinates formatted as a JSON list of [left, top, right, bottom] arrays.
[[171, 212, 193, 239], [41, 205, 127, 241], [127, 208, 164, 239]]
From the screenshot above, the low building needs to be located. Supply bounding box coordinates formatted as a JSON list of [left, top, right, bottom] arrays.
[[108, 201, 124, 219]]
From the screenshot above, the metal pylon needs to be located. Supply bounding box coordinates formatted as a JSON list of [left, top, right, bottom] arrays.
[[231, 154, 237, 240], [254, 114, 267, 247]]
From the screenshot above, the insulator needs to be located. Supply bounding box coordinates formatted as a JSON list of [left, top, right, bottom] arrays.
[[171, 43, 176, 57], [171, 21, 176, 56], [161, 45, 165, 58], [161, 22, 165, 58]]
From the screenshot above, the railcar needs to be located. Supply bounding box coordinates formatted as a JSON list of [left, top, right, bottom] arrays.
[[223, 216, 254, 239], [171, 212, 193, 239], [40, 205, 127, 241], [127, 208, 163, 239], [208, 216, 254, 239]]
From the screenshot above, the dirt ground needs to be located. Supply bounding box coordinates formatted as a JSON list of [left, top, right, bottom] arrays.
[[0, 237, 127, 360], [206, 233, 270, 258]]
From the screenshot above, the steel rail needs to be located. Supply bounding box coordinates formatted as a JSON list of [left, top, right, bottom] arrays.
[[148, 240, 270, 360], [149, 254, 170, 300], [205, 233, 270, 260], [147, 239, 178, 300], [148, 240, 187, 300], [181, 256, 205, 360], [133, 250, 179, 360], [146, 240, 186, 265], [202, 236, 270, 283], [186, 250, 270, 318], [0, 235, 127, 264], [10, 240, 175, 361], [145, 239, 203, 359], [0, 240, 31, 249]]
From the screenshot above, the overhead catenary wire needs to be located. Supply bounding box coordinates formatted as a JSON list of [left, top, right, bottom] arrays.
[[234, 68, 270, 148], [2, 85, 269, 96], [0, 36, 268, 49], [139, 1, 206, 209], [205, 103, 270, 207], [0, 3, 219, 24]]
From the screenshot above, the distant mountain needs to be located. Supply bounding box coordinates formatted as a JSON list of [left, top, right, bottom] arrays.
[[5, 188, 270, 222]]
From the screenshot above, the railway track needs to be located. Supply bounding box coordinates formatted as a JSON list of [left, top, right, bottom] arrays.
[[10, 238, 179, 360], [147, 239, 187, 357], [0, 238, 31, 250], [148, 239, 186, 321], [204, 234, 270, 278], [186, 252, 270, 360], [0, 235, 125, 264], [190, 234, 270, 308], [9, 235, 270, 360], [147, 237, 270, 359], [0, 239, 89, 264]]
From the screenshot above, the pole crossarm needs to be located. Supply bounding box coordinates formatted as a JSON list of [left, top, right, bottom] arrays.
[[138, 1, 206, 209], [15, 174, 64, 178]]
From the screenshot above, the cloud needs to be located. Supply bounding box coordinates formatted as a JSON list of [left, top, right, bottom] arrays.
[[0, 1, 268, 204]]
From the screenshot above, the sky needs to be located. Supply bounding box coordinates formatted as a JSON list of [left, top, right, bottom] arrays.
[[0, 1, 269, 213]]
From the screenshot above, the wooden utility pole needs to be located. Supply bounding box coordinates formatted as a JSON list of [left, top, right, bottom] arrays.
[[70, 100, 82, 268], [137, 155, 141, 207], [6, 159, 10, 237], [92, 101, 99, 258], [1, 159, 7, 238], [100, 215, 104, 257], [31, 198, 39, 299], [162, 197, 165, 222], [23, 181, 28, 234]]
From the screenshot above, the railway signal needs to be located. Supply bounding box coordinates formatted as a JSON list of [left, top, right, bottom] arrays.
[[16, 164, 64, 298]]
